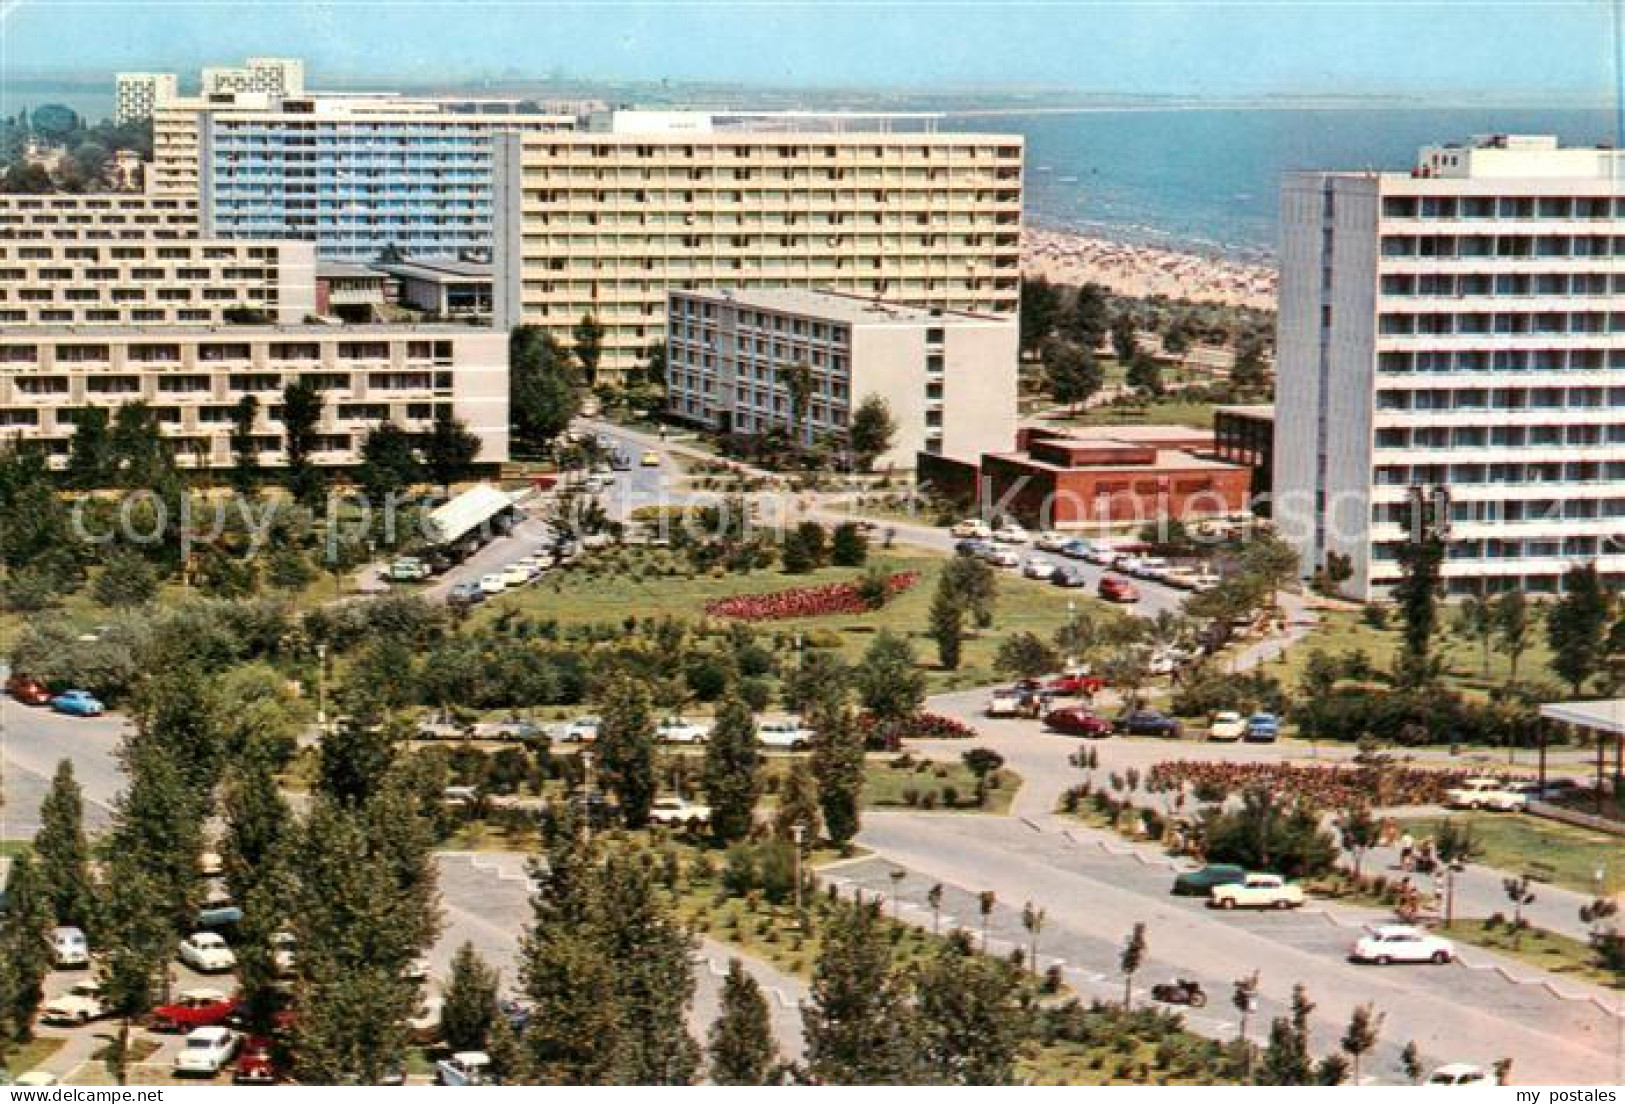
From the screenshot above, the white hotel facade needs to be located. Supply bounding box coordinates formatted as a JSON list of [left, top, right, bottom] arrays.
[[1275, 135, 1625, 600]]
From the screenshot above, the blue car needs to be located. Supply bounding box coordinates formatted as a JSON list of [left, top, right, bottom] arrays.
[[50, 690, 104, 717], [1243, 712, 1280, 743], [1059, 539, 1095, 560]]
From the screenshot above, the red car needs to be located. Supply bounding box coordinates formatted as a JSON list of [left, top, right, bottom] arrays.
[[6, 673, 52, 706], [1045, 673, 1106, 698], [1045, 707, 1113, 738], [233, 1036, 283, 1085], [1098, 576, 1140, 604], [149, 988, 240, 1033]]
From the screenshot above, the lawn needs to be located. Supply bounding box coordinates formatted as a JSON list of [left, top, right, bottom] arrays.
[[1398, 813, 1623, 896], [5, 1038, 64, 1079], [1446, 919, 1623, 991], [476, 548, 1126, 695], [0, 840, 32, 856], [764, 754, 1021, 816]]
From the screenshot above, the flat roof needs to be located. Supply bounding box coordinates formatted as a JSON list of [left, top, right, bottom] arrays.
[[988, 449, 1241, 475], [0, 322, 496, 339], [1036, 425, 1214, 446], [374, 258, 493, 284], [427, 484, 517, 545], [673, 287, 1006, 327], [1214, 404, 1275, 420], [316, 261, 381, 280], [1539, 699, 1625, 736]]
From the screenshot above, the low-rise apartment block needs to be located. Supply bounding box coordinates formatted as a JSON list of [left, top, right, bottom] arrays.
[[666, 288, 1017, 469], [0, 193, 198, 242], [1275, 134, 1625, 598]]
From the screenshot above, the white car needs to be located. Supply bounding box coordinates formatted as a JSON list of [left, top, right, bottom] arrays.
[[648, 796, 712, 826], [50, 926, 89, 968], [174, 1026, 239, 1076], [478, 573, 507, 596], [1188, 570, 1222, 593], [1207, 711, 1246, 742], [984, 547, 1020, 569], [992, 522, 1030, 544], [499, 564, 532, 588], [1034, 532, 1071, 552], [1444, 777, 1527, 812], [1350, 924, 1454, 965], [41, 979, 109, 1025], [555, 715, 600, 743], [985, 689, 1025, 718], [656, 717, 710, 744], [1020, 557, 1057, 581], [1210, 873, 1306, 910], [757, 718, 814, 750], [12, 1072, 59, 1087], [178, 932, 237, 973], [435, 1051, 492, 1087], [950, 519, 993, 539], [1427, 1064, 1490, 1086]]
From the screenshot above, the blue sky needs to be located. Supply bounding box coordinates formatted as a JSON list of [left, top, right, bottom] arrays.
[[0, 1, 1614, 101]]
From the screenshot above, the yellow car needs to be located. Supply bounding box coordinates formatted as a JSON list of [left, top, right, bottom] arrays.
[[640, 450, 661, 467]]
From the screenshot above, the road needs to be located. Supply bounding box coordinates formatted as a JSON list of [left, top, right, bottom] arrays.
[[0, 697, 125, 838]]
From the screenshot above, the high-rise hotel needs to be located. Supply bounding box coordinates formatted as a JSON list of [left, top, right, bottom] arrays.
[[1275, 135, 1625, 599]]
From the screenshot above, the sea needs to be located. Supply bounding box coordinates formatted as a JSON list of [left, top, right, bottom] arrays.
[[4, 78, 1614, 261]]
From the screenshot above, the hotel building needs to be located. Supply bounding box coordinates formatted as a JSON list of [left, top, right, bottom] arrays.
[[201, 57, 305, 98], [493, 113, 1025, 379], [0, 193, 199, 242], [665, 288, 1017, 469], [1275, 135, 1625, 599], [114, 72, 179, 125]]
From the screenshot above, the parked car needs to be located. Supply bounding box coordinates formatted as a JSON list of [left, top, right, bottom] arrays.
[[1242, 712, 1281, 743], [435, 1052, 493, 1087], [1118, 709, 1182, 738], [640, 450, 661, 467], [992, 522, 1030, 544], [1427, 1064, 1490, 1086], [609, 451, 632, 472], [757, 718, 814, 750], [40, 980, 109, 1025], [1188, 570, 1222, 593], [1160, 566, 1202, 591], [499, 563, 532, 588], [150, 988, 239, 1033], [1045, 672, 1105, 698], [984, 547, 1021, 569], [655, 717, 709, 744], [1097, 576, 1139, 604], [1172, 863, 1247, 897], [648, 796, 712, 827], [233, 1036, 283, 1085], [1207, 711, 1246, 742], [1044, 707, 1113, 738], [555, 715, 601, 743], [175, 1027, 239, 1076], [986, 689, 1025, 718], [1035, 532, 1072, 552], [5, 672, 52, 706], [950, 519, 993, 539], [1350, 924, 1454, 965], [50, 690, 104, 717], [178, 932, 237, 973], [1050, 566, 1090, 588], [1444, 777, 1527, 812], [50, 926, 90, 968], [478, 573, 508, 596], [387, 557, 430, 582], [1210, 873, 1305, 910], [1020, 557, 1057, 581], [1084, 545, 1118, 566], [447, 582, 486, 607]]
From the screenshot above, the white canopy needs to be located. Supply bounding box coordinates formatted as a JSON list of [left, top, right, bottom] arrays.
[[425, 483, 516, 546]]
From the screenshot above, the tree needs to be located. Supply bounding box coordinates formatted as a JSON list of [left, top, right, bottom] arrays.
[[96, 857, 172, 1084], [597, 675, 658, 828], [1042, 339, 1104, 413], [93, 545, 160, 608], [510, 325, 582, 456], [1493, 590, 1534, 684], [773, 761, 821, 843], [0, 853, 52, 1046], [65, 404, 114, 489], [928, 582, 965, 670], [853, 630, 924, 722], [1232, 332, 1270, 392], [914, 930, 1027, 1084], [1548, 563, 1612, 695], [1232, 970, 1260, 1067], [1059, 283, 1110, 349], [1400, 1041, 1425, 1084], [357, 420, 422, 502], [280, 378, 326, 506], [703, 694, 762, 843], [707, 960, 779, 1085], [830, 522, 868, 567], [809, 703, 865, 850], [1335, 803, 1382, 880], [1340, 1003, 1384, 1085], [34, 760, 98, 934], [1118, 921, 1147, 1008], [940, 555, 997, 630], [1433, 819, 1483, 927], [1202, 787, 1338, 879], [1502, 875, 1536, 949], [1391, 487, 1447, 687], [1018, 275, 1061, 356], [994, 631, 1061, 680], [782, 358, 815, 448], [1019, 900, 1046, 977], [1110, 313, 1139, 364], [802, 896, 918, 1084], [110, 401, 174, 490], [572, 312, 605, 384], [422, 406, 482, 492], [442, 942, 502, 1052], [1125, 352, 1163, 397], [962, 748, 1005, 807], [849, 395, 897, 472], [228, 394, 261, 493], [1455, 592, 1495, 678], [1256, 984, 1316, 1085], [318, 716, 399, 807], [977, 890, 997, 951]]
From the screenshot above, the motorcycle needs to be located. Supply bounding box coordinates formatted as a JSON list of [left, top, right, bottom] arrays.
[[1150, 978, 1208, 1007]]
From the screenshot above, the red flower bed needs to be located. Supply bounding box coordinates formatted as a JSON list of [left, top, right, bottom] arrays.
[[859, 710, 979, 750], [704, 572, 920, 622]]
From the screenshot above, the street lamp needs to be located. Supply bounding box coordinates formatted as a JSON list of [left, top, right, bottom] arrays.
[[580, 750, 596, 841], [314, 643, 328, 728], [791, 823, 806, 921]]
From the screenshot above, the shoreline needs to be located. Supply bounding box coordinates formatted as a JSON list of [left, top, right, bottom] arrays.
[[1022, 224, 1278, 311]]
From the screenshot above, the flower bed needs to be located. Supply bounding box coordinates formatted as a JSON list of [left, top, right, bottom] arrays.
[[860, 710, 979, 750], [703, 571, 920, 622]]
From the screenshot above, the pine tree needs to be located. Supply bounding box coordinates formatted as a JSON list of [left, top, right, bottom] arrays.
[[1119, 921, 1147, 1008], [809, 704, 865, 851], [0, 853, 53, 1045], [703, 694, 762, 843], [597, 675, 658, 828], [1256, 984, 1316, 1085], [853, 630, 925, 721], [914, 929, 1028, 1084], [97, 855, 172, 1085], [422, 405, 482, 492], [112, 729, 207, 937], [708, 959, 779, 1085], [221, 754, 297, 1034], [1340, 1002, 1384, 1085], [318, 715, 399, 806], [599, 851, 699, 1083], [228, 393, 261, 494], [442, 942, 502, 1052], [928, 582, 965, 670], [1548, 562, 1612, 695], [802, 896, 918, 1084], [33, 759, 97, 933], [773, 762, 822, 843]]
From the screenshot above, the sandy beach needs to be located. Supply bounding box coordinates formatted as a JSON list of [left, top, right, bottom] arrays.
[[1023, 226, 1278, 311]]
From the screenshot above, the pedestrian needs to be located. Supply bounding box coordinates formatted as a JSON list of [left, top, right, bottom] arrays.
[[1398, 831, 1415, 871]]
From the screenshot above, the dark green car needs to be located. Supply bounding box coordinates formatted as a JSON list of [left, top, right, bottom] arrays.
[[1171, 864, 1247, 897]]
